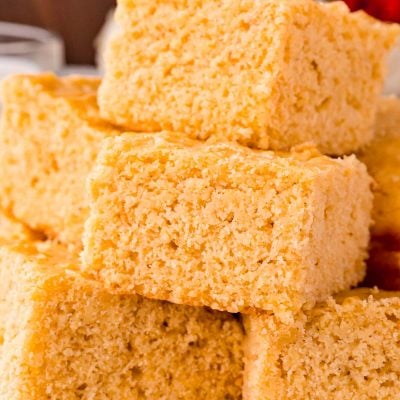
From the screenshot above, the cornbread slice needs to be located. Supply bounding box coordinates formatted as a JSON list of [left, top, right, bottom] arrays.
[[99, 0, 399, 154], [0, 73, 122, 248], [0, 240, 244, 400], [358, 97, 400, 290], [82, 132, 372, 320], [244, 288, 400, 400]]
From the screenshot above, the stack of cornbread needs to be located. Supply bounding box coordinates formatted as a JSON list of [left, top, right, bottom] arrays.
[[0, 0, 400, 398]]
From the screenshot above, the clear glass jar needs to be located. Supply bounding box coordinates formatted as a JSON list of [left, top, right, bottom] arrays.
[[0, 22, 64, 80]]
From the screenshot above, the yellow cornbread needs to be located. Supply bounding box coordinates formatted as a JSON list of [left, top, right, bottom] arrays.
[[0, 211, 38, 242], [358, 97, 400, 290], [0, 74, 122, 248], [83, 132, 372, 320], [0, 239, 244, 399], [244, 288, 400, 400], [99, 0, 399, 154]]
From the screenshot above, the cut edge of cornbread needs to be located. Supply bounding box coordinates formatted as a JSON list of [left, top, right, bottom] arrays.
[[244, 288, 400, 400], [0, 238, 244, 399]]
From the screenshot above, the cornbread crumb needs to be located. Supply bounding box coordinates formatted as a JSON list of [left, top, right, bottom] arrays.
[[0, 240, 244, 399], [83, 132, 372, 320], [244, 288, 400, 400], [99, 0, 399, 154], [358, 97, 400, 289], [0, 73, 121, 248]]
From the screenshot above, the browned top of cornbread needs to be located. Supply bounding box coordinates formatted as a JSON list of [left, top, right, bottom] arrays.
[[1, 73, 99, 102], [0, 240, 78, 285], [333, 287, 400, 302], [97, 131, 351, 171], [1, 73, 117, 131]]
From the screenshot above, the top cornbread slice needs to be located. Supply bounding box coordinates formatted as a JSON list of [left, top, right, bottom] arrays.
[[359, 97, 400, 238], [83, 132, 372, 320], [99, 0, 399, 154], [0, 74, 122, 248], [244, 288, 400, 400]]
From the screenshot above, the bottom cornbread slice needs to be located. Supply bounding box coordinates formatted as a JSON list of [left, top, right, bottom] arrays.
[[244, 288, 400, 400], [83, 132, 372, 319], [0, 240, 244, 400]]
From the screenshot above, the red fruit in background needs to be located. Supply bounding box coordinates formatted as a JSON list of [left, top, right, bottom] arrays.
[[343, 0, 400, 23], [344, 0, 363, 11]]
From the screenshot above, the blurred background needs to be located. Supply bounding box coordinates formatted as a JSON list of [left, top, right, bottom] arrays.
[[0, 0, 115, 64], [0, 0, 399, 92], [0, 0, 116, 77]]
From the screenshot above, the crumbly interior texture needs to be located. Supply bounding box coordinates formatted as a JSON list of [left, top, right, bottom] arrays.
[[0, 74, 121, 248], [83, 132, 372, 320], [358, 97, 400, 289], [0, 240, 244, 400], [244, 288, 400, 400], [99, 0, 399, 154]]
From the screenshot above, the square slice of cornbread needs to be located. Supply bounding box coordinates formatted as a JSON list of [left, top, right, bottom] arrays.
[[358, 97, 400, 290], [0, 74, 122, 248], [82, 132, 372, 320], [244, 288, 400, 400], [99, 0, 399, 154], [0, 239, 244, 400]]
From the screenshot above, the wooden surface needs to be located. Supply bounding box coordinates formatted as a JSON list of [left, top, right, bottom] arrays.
[[0, 0, 116, 65]]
